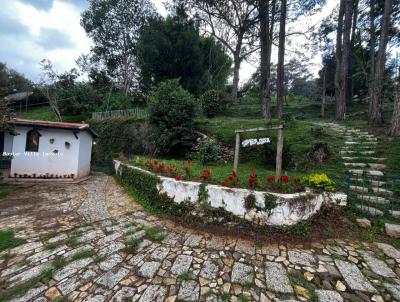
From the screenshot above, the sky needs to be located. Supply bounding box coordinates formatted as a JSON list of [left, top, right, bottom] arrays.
[[0, 0, 336, 85]]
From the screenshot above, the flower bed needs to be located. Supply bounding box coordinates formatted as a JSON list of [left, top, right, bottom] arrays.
[[114, 160, 347, 226], [131, 157, 316, 193]]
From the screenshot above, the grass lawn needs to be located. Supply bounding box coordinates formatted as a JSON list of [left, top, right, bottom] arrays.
[[0, 229, 26, 251], [0, 184, 17, 199], [16, 106, 88, 123]]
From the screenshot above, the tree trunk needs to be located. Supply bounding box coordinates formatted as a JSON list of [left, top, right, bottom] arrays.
[[335, 0, 345, 119], [231, 55, 241, 101], [389, 83, 400, 136], [260, 0, 270, 119], [336, 0, 353, 120], [276, 0, 286, 119], [347, 0, 359, 104], [369, 0, 392, 126], [321, 67, 326, 117], [260, 0, 276, 119]]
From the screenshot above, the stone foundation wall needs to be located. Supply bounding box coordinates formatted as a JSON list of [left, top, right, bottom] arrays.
[[114, 160, 347, 226]]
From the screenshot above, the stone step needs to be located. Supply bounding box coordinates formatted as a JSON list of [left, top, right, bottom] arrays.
[[357, 194, 389, 204], [368, 163, 386, 170], [356, 205, 384, 216], [372, 187, 393, 196], [342, 146, 376, 151], [340, 150, 377, 155], [348, 169, 384, 177], [389, 210, 400, 219], [370, 180, 387, 187], [345, 141, 378, 145], [350, 179, 387, 187], [341, 157, 386, 163], [350, 186, 369, 193], [344, 163, 367, 168]]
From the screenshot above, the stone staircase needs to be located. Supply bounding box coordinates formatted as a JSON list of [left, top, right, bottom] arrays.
[[321, 123, 399, 224]]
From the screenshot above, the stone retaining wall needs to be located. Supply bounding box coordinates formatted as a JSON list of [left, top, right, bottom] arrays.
[[114, 160, 347, 226]]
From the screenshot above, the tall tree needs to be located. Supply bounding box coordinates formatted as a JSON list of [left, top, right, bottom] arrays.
[[276, 0, 287, 119], [369, 0, 393, 126], [335, 0, 355, 120], [259, 0, 277, 119], [180, 0, 259, 100], [81, 0, 156, 95], [137, 14, 231, 95]]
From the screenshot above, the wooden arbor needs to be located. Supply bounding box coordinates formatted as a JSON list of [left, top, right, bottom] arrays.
[[233, 125, 284, 180]]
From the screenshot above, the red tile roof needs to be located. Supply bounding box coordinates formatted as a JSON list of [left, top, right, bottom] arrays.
[[9, 118, 97, 137]]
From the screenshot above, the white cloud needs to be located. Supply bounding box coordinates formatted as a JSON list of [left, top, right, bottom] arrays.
[[0, 0, 92, 81]]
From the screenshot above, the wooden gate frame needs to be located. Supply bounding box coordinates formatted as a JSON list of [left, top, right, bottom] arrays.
[[233, 125, 284, 180]]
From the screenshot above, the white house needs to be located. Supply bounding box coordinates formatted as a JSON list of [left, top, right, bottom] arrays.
[[0, 118, 97, 179]]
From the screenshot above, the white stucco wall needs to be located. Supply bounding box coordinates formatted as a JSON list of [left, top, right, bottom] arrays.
[[3, 132, 13, 153], [115, 161, 348, 226], [9, 126, 92, 179], [77, 131, 93, 178]]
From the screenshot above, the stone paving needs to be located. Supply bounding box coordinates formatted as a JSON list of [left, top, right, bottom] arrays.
[[1, 176, 400, 301]]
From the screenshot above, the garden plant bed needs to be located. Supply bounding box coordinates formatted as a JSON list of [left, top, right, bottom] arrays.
[[114, 160, 347, 227]]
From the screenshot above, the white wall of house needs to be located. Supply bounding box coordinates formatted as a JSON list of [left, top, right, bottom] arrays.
[[77, 131, 93, 178], [4, 132, 13, 153], [8, 126, 93, 178]]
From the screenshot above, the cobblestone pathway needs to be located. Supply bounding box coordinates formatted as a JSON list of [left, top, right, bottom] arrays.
[[1, 176, 400, 302], [0, 175, 135, 241]]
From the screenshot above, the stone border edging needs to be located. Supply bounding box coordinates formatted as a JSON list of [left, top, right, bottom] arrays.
[[114, 160, 347, 226]]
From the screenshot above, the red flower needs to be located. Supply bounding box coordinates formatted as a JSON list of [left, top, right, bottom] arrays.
[[266, 176, 275, 183], [200, 168, 212, 181], [184, 159, 192, 163], [175, 175, 184, 181], [222, 182, 229, 187], [228, 175, 234, 181], [166, 164, 177, 175], [247, 168, 258, 189], [183, 166, 191, 173], [280, 175, 289, 183], [157, 163, 165, 173]]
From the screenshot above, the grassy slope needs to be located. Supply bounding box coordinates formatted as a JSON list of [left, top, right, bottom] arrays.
[[15, 106, 88, 123]]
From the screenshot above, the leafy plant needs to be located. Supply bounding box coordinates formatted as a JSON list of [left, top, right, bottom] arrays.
[[145, 227, 165, 241], [264, 194, 278, 211], [197, 140, 220, 164], [201, 89, 223, 117], [244, 194, 257, 210], [306, 173, 335, 191]]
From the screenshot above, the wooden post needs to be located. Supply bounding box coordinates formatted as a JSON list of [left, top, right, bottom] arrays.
[[275, 126, 284, 180], [233, 132, 240, 172]]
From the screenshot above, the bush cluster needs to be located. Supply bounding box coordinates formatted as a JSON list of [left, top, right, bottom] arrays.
[[148, 79, 198, 156]]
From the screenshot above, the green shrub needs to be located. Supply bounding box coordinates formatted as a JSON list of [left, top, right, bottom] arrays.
[[90, 117, 153, 160], [201, 89, 222, 117], [197, 140, 220, 164], [306, 173, 335, 191], [148, 79, 198, 156], [244, 194, 257, 210]]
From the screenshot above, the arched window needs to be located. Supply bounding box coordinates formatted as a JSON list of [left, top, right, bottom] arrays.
[[25, 130, 40, 152]]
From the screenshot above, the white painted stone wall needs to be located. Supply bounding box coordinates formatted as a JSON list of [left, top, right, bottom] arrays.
[[115, 161, 347, 226], [7, 126, 93, 179]]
